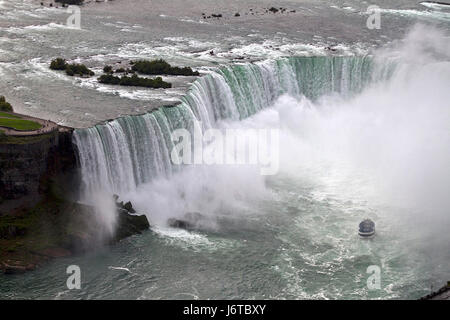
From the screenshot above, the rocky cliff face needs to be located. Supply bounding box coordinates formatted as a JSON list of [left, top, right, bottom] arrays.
[[0, 130, 78, 204], [0, 129, 151, 274]]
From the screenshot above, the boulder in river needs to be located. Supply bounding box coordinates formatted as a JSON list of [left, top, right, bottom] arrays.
[[114, 208, 150, 241], [167, 212, 204, 231]]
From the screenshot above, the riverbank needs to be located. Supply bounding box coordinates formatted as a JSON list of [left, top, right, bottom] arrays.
[[0, 119, 150, 274], [0, 111, 59, 136], [0, 190, 150, 274]]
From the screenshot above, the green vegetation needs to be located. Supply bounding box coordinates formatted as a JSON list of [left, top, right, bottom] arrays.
[[0, 176, 149, 272], [0, 112, 20, 119], [0, 185, 70, 269], [0, 105, 42, 132], [0, 118, 42, 131], [0, 132, 55, 145], [50, 58, 95, 77], [0, 130, 6, 142], [0, 96, 13, 112], [55, 0, 84, 5], [115, 67, 129, 73], [65, 63, 95, 77], [98, 74, 172, 88], [131, 59, 200, 76], [103, 65, 113, 74], [49, 58, 67, 70]]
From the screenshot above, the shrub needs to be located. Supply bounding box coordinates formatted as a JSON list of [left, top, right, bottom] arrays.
[[50, 58, 67, 70], [103, 65, 113, 74], [50, 58, 94, 77], [98, 74, 172, 89], [65, 63, 95, 77], [55, 0, 84, 5], [0, 96, 13, 112], [98, 74, 121, 85], [131, 59, 200, 76]]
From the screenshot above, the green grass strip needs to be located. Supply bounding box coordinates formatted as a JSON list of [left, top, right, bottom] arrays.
[[0, 118, 42, 131], [0, 112, 21, 119]]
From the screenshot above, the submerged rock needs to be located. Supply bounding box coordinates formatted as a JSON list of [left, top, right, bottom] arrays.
[[3, 264, 27, 275], [167, 212, 204, 231], [420, 282, 450, 300], [0, 225, 27, 239]]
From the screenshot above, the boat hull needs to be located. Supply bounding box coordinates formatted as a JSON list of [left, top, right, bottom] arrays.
[[358, 230, 375, 238]]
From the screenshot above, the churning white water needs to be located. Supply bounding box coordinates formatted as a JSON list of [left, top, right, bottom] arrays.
[[67, 25, 450, 299], [75, 24, 449, 227]]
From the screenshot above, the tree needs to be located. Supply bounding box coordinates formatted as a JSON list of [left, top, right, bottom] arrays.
[[0, 96, 13, 112]]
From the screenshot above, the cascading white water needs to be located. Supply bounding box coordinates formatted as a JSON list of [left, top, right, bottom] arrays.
[[73, 55, 376, 201]]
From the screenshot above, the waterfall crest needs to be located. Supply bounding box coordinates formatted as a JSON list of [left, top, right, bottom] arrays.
[[73, 56, 379, 196]]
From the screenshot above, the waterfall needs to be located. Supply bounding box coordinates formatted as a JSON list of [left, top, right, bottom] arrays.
[[73, 55, 381, 197]]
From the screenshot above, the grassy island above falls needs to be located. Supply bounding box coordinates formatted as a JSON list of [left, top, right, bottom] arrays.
[[50, 58, 199, 88], [98, 74, 172, 89], [50, 58, 95, 77], [130, 59, 200, 76]]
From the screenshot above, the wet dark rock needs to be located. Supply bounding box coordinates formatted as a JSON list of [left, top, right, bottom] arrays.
[[123, 201, 136, 213], [26, 264, 36, 271], [114, 197, 136, 213], [235, 13, 240, 17], [39, 247, 71, 258], [66, 230, 93, 253], [112, 197, 150, 241], [114, 208, 150, 241], [167, 212, 203, 231], [420, 282, 450, 300], [67, 200, 150, 253], [0, 225, 27, 239], [3, 263, 27, 274]]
